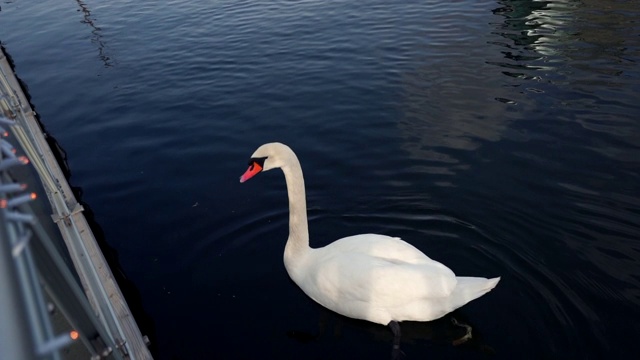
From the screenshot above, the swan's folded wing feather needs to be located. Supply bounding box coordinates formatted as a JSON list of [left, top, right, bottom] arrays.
[[325, 234, 438, 265], [309, 251, 457, 310]]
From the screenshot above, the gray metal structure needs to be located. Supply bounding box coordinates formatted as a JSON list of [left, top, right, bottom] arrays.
[[1, 47, 153, 359]]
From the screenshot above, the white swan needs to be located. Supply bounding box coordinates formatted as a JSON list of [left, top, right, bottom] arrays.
[[240, 142, 499, 357]]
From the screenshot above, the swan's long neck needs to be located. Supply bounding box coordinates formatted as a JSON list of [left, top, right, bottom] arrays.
[[280, 152, 310, 262]]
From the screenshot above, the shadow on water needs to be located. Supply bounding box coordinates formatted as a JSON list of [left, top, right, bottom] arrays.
[[390, 1, 640, 358], [488, 1, 640, 357]]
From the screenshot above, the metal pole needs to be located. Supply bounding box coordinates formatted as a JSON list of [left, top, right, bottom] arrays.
[[0, 209, 37, 360]]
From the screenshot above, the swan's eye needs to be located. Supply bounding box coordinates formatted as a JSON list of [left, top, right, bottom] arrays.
[[252, 157, 267, 168]]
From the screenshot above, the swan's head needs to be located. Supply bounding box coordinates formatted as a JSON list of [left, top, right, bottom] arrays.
[[239, 142, 293, 183]]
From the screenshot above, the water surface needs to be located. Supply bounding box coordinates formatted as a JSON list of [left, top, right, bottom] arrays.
[[2, 0, 639, 358]]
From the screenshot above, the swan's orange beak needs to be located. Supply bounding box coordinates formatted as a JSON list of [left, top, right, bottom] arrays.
[[240, 161, 263, 183]]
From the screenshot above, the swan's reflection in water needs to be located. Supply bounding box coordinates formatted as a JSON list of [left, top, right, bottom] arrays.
[[287, 304, 496, 357]]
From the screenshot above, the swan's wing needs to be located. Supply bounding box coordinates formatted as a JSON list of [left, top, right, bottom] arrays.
[[297, 234, 457, 324], [308, 249, 457, 311], [326, 234, 438, 265]]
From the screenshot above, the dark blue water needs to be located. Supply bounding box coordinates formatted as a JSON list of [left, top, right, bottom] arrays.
[[2, 0, 640, 358]]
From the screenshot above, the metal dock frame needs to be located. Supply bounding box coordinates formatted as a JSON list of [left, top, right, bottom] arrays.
[[1, 47, 153, 359]]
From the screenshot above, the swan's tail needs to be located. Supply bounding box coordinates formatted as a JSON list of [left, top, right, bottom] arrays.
[[449, 276, 500, 311]]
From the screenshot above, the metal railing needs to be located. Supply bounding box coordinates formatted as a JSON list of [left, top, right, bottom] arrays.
[[1, 47, 152, 359]]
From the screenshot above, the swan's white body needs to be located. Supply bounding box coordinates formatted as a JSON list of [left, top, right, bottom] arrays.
[[241, 143, 499, 326]]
